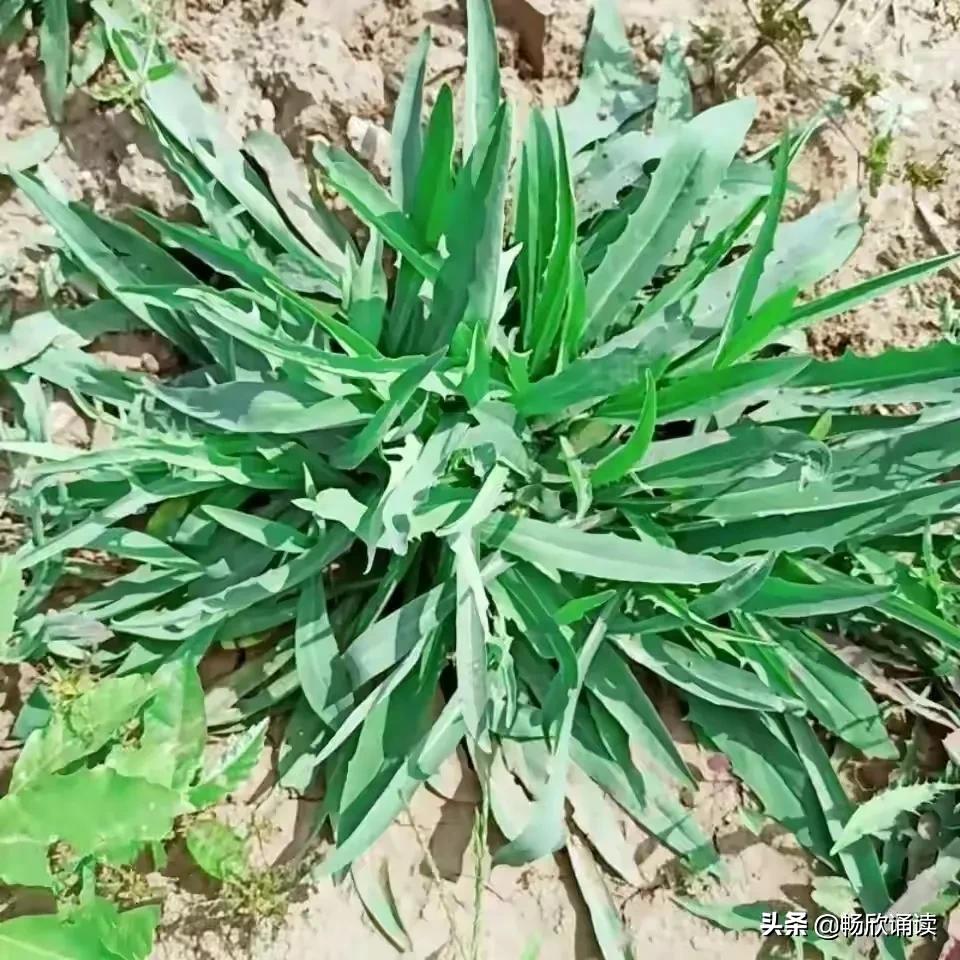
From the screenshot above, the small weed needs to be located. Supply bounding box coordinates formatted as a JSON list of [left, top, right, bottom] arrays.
[[757, 0, 814, 59], [98, 863, 166, 908], [690, 22, 727, 62], [43, 663, 97, 709], [220, 866, 293, 927], [247, 814, 283, 856], [903, 155, 949, 191], [89, 0, 177, 109], [940, 296, 960, 343], [727, 0, 813, 89], [48, 842, 82, 898], [839, 65, 884, 110], [866, 132, 894, 196]]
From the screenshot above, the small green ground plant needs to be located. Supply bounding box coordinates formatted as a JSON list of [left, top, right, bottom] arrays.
[[0, 0, 170, 122], [3, 0, 960, 957], [0, 651, 266, 956], [1, 0, 98, 121]]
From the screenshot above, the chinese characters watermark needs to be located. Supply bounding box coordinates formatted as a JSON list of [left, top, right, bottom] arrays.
[[760, 910, 938, 940]]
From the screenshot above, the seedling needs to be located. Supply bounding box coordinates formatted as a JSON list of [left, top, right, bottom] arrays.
[[839, 64, 884, 110], [866, 131, 893, 196], [904, 154, 949, 191], [221, 866, 293, 928], [757, 0, 814, 59], [42, 662, 97, 708], [97, 862, 165, 907]]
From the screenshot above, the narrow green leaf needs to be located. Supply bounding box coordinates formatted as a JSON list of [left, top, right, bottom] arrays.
[[479, 512, 746, 585], [453, 532, 492, 749], [784, 714, 904, 960], [392, 29, 430, 210], [591, 370, 656, 487], [244, 130, 351, 271], [615, 634, 801, 713], [688, 701, 833, 860], [464, 0, 501, 156], [567, 834, 636, 960], [516, 348, 652, 418], [331, 351, 443, 469], [714, 133, 791, 367], [411, 84, 456, 247], [148, 379, 367, 435], [317, 698, 464, 874], [345, 233, 387, 347], [202, 506, 311, 554], [428, 103, 512, 351], [494, 596, 619, 866], [39, 0, 69, 121], [0, 557, 23, 649], [715, 284, 798, 369], [831, 782, 955, 855], [788, 252, 960, 331], [585, 98, 757, 343], [315, 143, 439, 280], [352, 859, 412, 952], [295, 579, 344, 720]]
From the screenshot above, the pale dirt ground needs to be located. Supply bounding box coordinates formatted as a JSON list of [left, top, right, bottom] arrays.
[[2, 0, 960, 957]]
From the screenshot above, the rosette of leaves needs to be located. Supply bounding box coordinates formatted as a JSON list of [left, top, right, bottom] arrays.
[[2, 0, 960, 957]]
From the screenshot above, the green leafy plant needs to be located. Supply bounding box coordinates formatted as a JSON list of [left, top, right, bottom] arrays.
[[904, 155, 949, 191], [0, 0, 171, 121], [1, 0, 96, 121], [3, 0, 960, 957], [0, 654, 266, 956], [756, 0, 814, 57], [867, 130, 894, 196], [839, 64, 884, 110], [186, 817, 294, 930]]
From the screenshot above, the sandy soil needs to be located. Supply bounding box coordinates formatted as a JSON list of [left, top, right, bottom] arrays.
[[3, 0, 960, 957]]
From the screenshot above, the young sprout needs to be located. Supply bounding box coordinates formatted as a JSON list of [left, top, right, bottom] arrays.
[[839, 64, 884, 110], [757, 0, 814, 59], [866, 131, 894, 196], [903, 154, 949, 191]]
